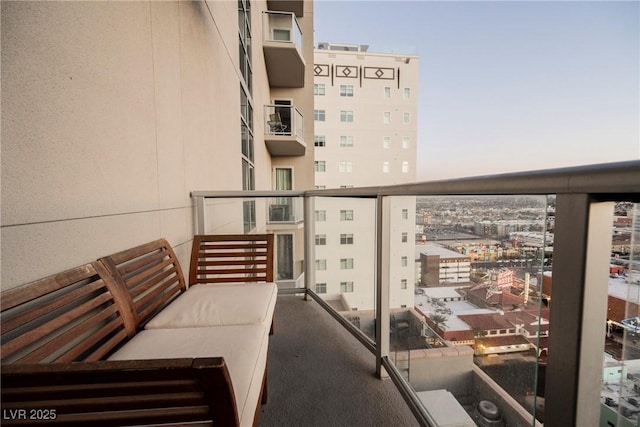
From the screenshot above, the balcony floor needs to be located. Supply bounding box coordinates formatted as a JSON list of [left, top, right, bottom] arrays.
[[259, 295, 420, 427]]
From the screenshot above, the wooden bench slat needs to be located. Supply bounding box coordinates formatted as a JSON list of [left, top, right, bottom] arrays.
[[196, 267, 268, 276], [200, 242, 269, 250], [198, 250, 267, 258]]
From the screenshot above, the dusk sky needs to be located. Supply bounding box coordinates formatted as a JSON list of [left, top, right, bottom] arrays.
[[313, 0, 639, 181]]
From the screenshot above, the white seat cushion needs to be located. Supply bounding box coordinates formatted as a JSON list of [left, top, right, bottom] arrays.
[[108, 324, 268, 427], [145, 282, 277, 329]]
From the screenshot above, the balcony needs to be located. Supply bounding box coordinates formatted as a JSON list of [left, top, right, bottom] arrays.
[[193, 161, 640, 426], [267, 0, 304, 17], [264, 104, 305, 156], [267, 197, 303, 225], [262, 11, 305, 88]]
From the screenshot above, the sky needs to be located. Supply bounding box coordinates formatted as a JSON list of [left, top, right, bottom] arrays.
[[313, 0, 640, 181]]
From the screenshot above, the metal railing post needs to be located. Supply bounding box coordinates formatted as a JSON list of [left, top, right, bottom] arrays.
[[376, 195, 391, 378], [194, 195, 206, 235], [303, 195, 315, 301]]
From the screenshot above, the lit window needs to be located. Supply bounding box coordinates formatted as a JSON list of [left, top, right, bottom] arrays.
[[384, 86, 391, 99], [402, 137, 410, 149], [401, 279, 408, 289], [339, 161, 352, 173], [316, 283, 327, 293], [314, 84, 325, 96], [402, 232, 408, 243], [340, 234, 354, 245], [314, 135, 326, 147], [402, 161, 409, 173], [383, 137, 391, 149], [340, 136, 354, 147], [403, 112, 410, 124], [340, 85, 354, 97], [404, 88, 411, 99], [316, 259, 327, 270], [340, 281, 354, 292], [314, 110, 325, 121], [340, 210, 354, 221], [340, 258, 354, 269], [340, 111, 354, 122], [401, 256, 408, 267], [383, 161, 390, 173], [315, 210, 326, 221], [402, 209, 408, 219], [383, 112, 390, 124], [315, 234, 326, 245], [315, 161, 326, 172]]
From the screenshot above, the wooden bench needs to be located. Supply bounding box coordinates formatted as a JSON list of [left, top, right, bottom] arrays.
[[1, 235, 278, 427]]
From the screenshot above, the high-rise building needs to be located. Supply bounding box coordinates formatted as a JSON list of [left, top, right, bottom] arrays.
[[313, 42, 419, 310], [1, 0, 315, 289]]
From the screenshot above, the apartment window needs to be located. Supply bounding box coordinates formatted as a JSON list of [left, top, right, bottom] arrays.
[[340, 136, 354, 147], [315, 234, 326, 245], [340, 281, 354, 293], [340, 210, 354, 221], [239, 0, 254, 235], [384, 86, 391, 98], [340, 234, 354, 245], [340, 258, 354, 269], [340, 85, 354, 97], [383, 136, 391, 149], [402, 232, 408, 243], [314, 109, 325, 121], [315, 161, 326, 172], [404, 88, 411, 99], [402, 137, 410, 149], [402, 209, 409, 219], [314, 135, 326, 147], [402, 161, 409, 173], [403, 112, 410, 124], [314, 83, 325, 96], [401, 256, 408, 267], [315, 185, 326, 189], [315, 210, 326, 221], [382, 161, 390, 173], [316, 259, 327, 271], [340, 111, 354, 122], [401, 279, 408, 289], [316, 283, 327, 294], [339, 161, 353, 173], [383, 112, 391, 124], [340, 185, 353, 188]]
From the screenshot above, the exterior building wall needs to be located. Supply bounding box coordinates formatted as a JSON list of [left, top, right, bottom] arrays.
[[313, 44, 419, 310], [1, 0, 315, 290]]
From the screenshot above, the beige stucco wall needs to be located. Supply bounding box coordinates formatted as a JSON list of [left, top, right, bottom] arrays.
[[1, 1, 311, 289]]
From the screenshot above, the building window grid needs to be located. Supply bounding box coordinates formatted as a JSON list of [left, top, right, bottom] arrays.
[[402, 209, 409, 219], [316, 259, 327, 270], [401, 256, 408, 267], [383, 161, 390, 173], [340, 258, 354, 269], [314, 83, 325, 96], [314, 109, 326, 121], [402, 137, 410, 149], [340, 210, 354, 221], [402, 161, 409, 173], [316, 283, 327, 293], [340, 111, 354, 122], [401, 279, 408, 289], [383, 112, 391, 124], [401, 232, 408, 243], [340, 281, 354, 293], [404, 88, 411, 99], [383, 136, 391, 149], [315, 210, 326, 221], [315, 161, 326, 172], [315, 234, 326, 245], [384, 86, 391, 98], [340, 136, 354, 147], [315, 135, 326, 147], [340, 234, 354, 245], [340, 85, 354, 97], [403, 112, 410, 124], [339, 161, 353, 173]]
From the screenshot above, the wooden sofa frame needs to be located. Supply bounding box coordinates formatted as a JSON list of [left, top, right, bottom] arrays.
[[0, 235, 275, 426]]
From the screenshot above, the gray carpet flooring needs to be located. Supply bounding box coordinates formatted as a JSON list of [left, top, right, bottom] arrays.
[[258, 295, 420, 427]]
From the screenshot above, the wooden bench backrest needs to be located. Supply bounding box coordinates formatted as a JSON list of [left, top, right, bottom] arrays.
[[99, 238, 187, 328], [1, 357, 239, 426], [0, 262, 133, 364], [189, 234, 274, 286]]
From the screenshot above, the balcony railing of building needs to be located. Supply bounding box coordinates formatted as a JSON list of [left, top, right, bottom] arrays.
[[192, 160, 640, 427], [262, 11, 304, 88]]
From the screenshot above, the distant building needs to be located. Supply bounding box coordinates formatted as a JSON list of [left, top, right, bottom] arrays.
[[416, 243, 471, 287]]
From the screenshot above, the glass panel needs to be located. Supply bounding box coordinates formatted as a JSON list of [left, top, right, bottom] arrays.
[[277, 234, 294, 280], [312, 196, 377, 341], [388, 195, 547, 426], [601, 202, 640, 426]]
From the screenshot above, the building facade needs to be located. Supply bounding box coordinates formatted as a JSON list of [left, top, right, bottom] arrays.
[[312, 42, 419, 310], [1, 0, 315, 290]]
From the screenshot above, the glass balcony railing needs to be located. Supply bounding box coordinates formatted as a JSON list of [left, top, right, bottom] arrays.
[[264, 104, 303, 138], [267, 196, 303, 224], [191, 160, 640, 427], [262, 11, 302, 54]]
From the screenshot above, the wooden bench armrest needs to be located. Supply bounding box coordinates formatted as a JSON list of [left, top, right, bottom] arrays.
[[1, 358, 239, 426]]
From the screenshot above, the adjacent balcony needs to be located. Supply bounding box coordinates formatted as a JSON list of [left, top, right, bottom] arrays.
[[262, 11, 305, 88], [264, 104, 305, 156], [193, 161, 640, 427], [267, 197, 304, 225], [267, 0, 304, 17]]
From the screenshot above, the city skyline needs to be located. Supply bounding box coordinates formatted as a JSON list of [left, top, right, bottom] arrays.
[[314, 0, 640, 181]]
